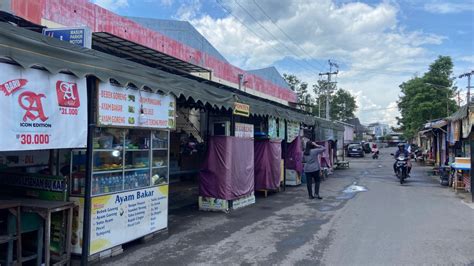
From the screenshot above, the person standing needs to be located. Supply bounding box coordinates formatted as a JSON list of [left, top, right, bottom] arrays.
[[304, 141, 326, 199]]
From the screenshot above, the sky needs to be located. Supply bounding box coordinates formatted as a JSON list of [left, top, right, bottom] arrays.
[[92, 0, 474, 126]]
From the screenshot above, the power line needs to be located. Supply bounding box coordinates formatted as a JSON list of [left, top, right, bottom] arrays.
[[217, 0, 321, 76], [250, 0, 326, 71]]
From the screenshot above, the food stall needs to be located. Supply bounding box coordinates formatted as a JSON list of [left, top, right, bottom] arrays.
[[0, 62, 83, 265], [69, 80, 175, 257]]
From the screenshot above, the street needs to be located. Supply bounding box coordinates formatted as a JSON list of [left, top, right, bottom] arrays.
[[100, 148, 474, 265]]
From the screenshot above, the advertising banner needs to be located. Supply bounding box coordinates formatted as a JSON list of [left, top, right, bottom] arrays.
[[97, 82, 176, 129], [287, 122, 300, 143], [235, 123, 254, 138], [89, 186, 168, 255], [0, 64, 87, 151]]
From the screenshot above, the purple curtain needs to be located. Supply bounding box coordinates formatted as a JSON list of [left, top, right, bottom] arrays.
[[316, 141, 332, 168], [286, 136, 303, 174], [199, 136, 255, 200], [254, 139, 282, 190]]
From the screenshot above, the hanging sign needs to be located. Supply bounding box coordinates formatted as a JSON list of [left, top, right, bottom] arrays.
[[43, 27, 92, 48], [97, 82, 176, 129], [233, 102, 250, 117], [89, 186, 168, 255], [0, 63, 87, 151]]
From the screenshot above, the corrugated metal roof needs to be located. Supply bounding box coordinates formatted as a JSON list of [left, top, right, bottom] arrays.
[[247, 67, 291, 91]]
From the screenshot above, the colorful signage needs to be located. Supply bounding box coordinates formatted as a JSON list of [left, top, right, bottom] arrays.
[[89, 186, 168, 255], [97, 82, 176, 129], [43, 27, 92, 48], [0, 64, 87, 151], [235, 123, 254, 138], [233, 102, 250, 117]]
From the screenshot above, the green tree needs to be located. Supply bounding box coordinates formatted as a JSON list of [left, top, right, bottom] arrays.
[[283, 73, 314, 112], [330, 88, 358, 121], [397, 56, 458, 138]]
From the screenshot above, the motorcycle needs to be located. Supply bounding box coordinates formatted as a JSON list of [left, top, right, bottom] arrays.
[[391, 153, 408, 184]]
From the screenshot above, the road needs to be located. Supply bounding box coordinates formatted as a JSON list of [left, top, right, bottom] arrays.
[[100, 148, 474, 265]]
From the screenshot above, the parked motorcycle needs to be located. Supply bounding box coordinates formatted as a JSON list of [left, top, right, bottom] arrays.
[[391, 153, 408, 184]]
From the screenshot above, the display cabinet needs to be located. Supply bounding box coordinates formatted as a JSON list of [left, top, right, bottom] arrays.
[[70, 128, 169, 197]]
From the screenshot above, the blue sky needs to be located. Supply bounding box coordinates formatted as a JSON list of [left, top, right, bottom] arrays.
[[94, 0, 473, 125]]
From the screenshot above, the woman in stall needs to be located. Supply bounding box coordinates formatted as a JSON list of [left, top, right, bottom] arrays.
[[303, 141, 326, 199]]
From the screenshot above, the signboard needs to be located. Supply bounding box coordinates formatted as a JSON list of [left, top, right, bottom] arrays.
[[0, 150, 49, 167], [287, 122, 300, 143], [89, 186, 168, 255], [43, 27, 92, 48], [233, 102, 250, 117], [268, 118, 277, 139], [97, 82, 176, 129], [235, 123, 254, 138], [0, 64, 87, 151]]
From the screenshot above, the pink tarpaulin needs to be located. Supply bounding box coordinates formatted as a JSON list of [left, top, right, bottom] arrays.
[[286, 136, 303, 174], [254, 139, 282, 190], [199, 136, 255, 200]]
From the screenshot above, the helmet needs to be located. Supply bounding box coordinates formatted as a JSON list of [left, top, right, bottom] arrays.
[[398, 143, 405, 148]]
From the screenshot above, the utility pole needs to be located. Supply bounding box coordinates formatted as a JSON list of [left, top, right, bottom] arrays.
[[459, 70, 474, 105], [319, 60, 339, 120]]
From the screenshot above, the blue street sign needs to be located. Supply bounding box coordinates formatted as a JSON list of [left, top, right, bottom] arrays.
[[43, 27, 92, 48]]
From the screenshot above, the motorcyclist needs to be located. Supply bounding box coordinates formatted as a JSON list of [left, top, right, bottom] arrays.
[[393, 143, 412, 176]]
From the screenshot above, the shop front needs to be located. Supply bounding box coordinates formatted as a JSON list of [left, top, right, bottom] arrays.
[[0, 61, 86, 264]]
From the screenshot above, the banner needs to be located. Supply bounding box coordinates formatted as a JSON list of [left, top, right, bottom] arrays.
[[235, 123, 254, 138], [0, 64, 87, 151], [97, 82, 176, 129], [90, 186, 168, 255]]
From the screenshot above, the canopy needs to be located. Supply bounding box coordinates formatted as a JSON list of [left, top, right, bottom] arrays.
[[0, 22, 313, 123]]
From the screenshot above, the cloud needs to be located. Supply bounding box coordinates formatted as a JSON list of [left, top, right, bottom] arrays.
[[93, 0, 129, 11], [175, 0, 202, 20], [459, 55, 474, 64], [184, 0, 445, 125], [423, 1, 474, 14]]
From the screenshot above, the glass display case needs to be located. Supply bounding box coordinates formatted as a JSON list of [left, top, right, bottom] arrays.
[[70, 128, 169, 196]]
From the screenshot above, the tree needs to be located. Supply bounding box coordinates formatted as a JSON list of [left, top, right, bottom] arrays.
[[312, 80, 335, 118], [283, 73, 314, 112], [330, 88, 358, 121], [397, 56, 458, 138]]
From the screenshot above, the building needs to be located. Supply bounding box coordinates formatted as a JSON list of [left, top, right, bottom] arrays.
[[367, 122, 392, 139]]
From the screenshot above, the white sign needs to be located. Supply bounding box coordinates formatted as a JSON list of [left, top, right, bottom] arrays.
[[97, 82, 176, 129], [0, 64, 87, 151], [235, 123, 254, 138], [89, 186, 168, 254]]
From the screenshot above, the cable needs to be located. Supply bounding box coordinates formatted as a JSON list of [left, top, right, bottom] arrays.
[[233, 0, 324, 74], [215, 0, 321, 76], [251, 0, 327, 71]]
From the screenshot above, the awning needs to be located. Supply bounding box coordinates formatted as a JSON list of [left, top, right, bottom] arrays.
[[0, 22, 311, 124]]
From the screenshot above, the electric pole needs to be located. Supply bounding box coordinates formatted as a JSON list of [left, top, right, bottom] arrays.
[[319, 60, 339, 120], [459, 70, 474, 105]]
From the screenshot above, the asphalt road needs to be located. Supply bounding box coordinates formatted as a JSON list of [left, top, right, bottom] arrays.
[[100, 148, 474, 266]]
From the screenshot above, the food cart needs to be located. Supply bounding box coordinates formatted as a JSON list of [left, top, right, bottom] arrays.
[[69, 80, 175, 257]]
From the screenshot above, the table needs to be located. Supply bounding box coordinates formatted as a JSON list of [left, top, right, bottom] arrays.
[[0, 200, 21, 265], [5, 198, 74, 266]]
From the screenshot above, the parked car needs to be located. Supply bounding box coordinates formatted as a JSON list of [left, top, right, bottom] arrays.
[[347, 143, 364, 157]]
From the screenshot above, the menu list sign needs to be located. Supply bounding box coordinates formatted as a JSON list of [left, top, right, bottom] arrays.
[[98, 82, 175, 129], [90, 186, 168, 255], [235, 123, 254, 138]]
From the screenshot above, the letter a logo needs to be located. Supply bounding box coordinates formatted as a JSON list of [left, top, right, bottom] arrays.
[[18, 91, 48, 122]]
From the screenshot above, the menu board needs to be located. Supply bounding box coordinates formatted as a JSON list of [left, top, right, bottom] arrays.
[[97, 82, 175, 129], [287, 122, 300, 142], [89, 186, 168, 255], [0, 63, 87, 151], [235, 123, 254, 138]]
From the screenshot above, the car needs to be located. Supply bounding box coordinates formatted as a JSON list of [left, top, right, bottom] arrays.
[[347, 143, 364, 157]]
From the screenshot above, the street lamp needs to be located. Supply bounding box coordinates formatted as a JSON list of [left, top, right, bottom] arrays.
[[425, 83, 451, 117]]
